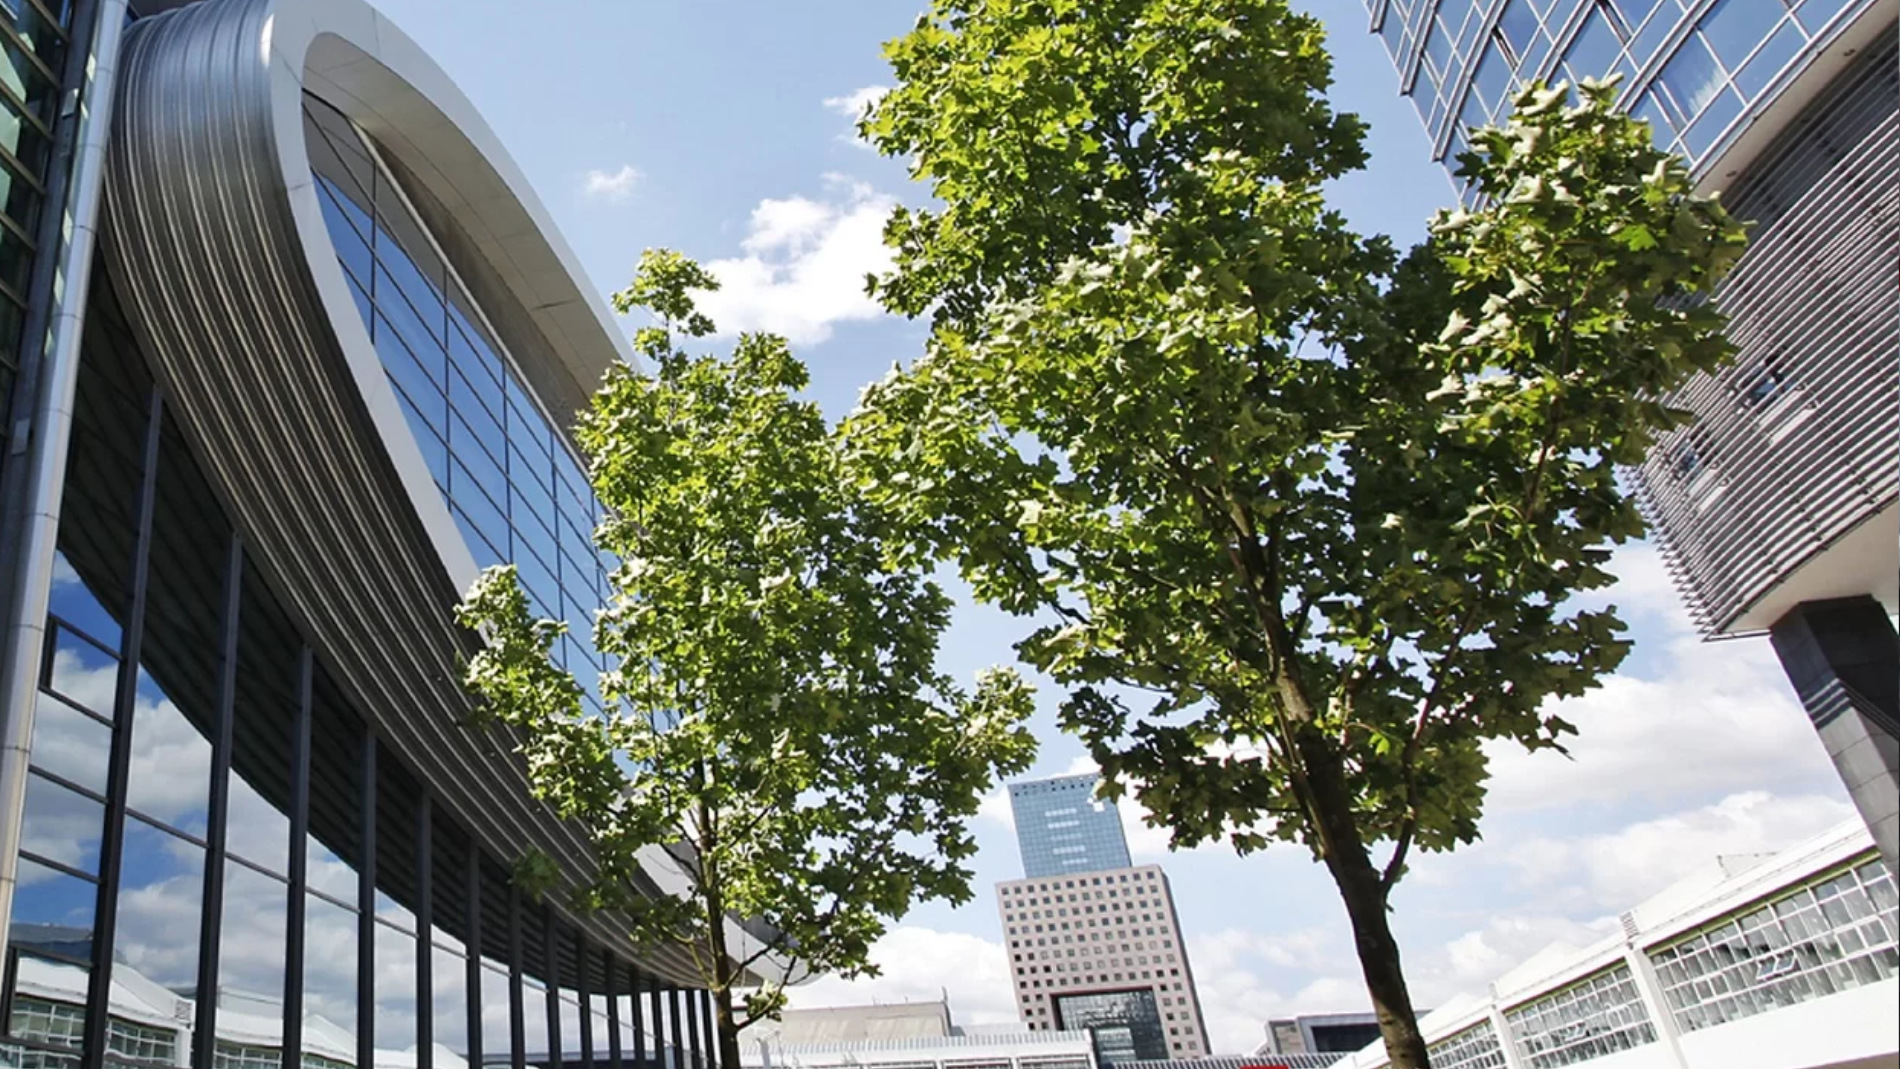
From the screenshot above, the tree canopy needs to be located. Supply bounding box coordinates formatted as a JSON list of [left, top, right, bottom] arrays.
[[842, 1, 1747, 1063], [457, 250, 1038, 1068]]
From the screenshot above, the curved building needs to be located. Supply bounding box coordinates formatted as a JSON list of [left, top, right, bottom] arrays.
[[0, 1, 774, 1068], [1365, 0, 1898, 866]]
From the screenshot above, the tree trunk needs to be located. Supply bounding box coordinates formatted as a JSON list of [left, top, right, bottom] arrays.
[[1296, 730, 1432, 1069], [713, 984, 744, 1069]]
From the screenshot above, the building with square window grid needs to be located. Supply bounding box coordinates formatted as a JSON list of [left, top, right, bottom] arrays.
[[997, 863, 1209, 1063], [1364, 0, 1898, 871]]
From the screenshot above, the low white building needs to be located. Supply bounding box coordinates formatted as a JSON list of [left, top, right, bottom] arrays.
[[744, 1029, 1097, 1069], [1333, 819, 1897, 1069]]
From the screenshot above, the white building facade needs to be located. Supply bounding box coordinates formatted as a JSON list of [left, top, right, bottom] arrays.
[[1334, 821, 1896, 1069]]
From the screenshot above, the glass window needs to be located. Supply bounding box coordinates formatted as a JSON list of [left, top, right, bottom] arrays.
[[28, 692, 111, 797], [1472, 41, 1511, 115], [21, 773, 103, 875], [1735, 18, 1806, 101], [1656, 33, 1725, 125], [1650, 857, 1897, 1030], [124, 667, 212, 835], [218, 860, 289, 1053], [1698, 0, 1782, 71], [304, 893, 359, 1049], [1498, 0, 1540, 61], [1561, 6, 1622, 84], [1795, 0, 1851, 33], [1679, 84, 1742, 160], [374, 924, 419, 1053], [43, 620, 117, 720], [1505, 965, 1657, 1068], [110, 817, 204, 997]]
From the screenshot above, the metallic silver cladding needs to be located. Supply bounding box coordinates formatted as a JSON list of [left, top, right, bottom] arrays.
[[98, 0, 707, 984], [1630, 35, 1898, 636]]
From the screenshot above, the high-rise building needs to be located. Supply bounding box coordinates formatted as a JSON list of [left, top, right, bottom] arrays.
[[0, 0, 783, 1067], [1365, 0, 1898, 867], [1010, 773, 1135, 878], [997, 775, 1208, 1063]]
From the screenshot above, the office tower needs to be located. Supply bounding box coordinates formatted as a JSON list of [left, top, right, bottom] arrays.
[[1010, 773, 1135, 878], [998, 774, 1209, 1062], [1365, 0, 1898, 867], [0, 0, 776, 1066]]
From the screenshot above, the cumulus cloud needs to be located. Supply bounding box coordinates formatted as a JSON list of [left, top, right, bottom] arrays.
[[1185, 927, 1365, 1053], [583, 164, 643, 203], [1500, 790, 1854, 912], [1483, 544, 1839, 814], [785, 926, 1022, 1027], [693, 175, 898, 346]]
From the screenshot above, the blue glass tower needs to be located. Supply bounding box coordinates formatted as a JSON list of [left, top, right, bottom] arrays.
[[1365, 0, 1899, 868], [1009, 772, 1133, 878]]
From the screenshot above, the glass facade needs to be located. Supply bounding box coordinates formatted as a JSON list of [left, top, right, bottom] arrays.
[[1052, 990, 1166, 1066], [0, 86, 709, 1069], [1427, 1022, 1507, 1069], [1009, 774, 1132, 879], [1368, 0, 1878, 183], [1502, 965, 1656, 1069], [0, 0, 78, 433], [1648, 856, 1897, 1031], [299, 95, 615, 720]]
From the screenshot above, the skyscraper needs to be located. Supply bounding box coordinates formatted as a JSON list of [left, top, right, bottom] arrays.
[[997, 774, 1209, 1062], [1365, 0, 1898, 867], [0, 0, 780, 1066], [1010, 772, 1135, 877]]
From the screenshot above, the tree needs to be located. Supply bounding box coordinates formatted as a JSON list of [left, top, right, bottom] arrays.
[[840, 3, 1748, 1065], [456, 249, 1038, 1069]]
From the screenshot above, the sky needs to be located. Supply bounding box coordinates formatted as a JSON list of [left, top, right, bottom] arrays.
[[348, 0, 1857, 1055]]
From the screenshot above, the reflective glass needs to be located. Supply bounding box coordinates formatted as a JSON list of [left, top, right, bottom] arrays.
[[111, 818, 204, 995], [125, 666, 212, 835], [47, 551, 121, 652], [1561, 7, 1621, 83], [1657, 33, 1723, 124], [21, 773, 103, 875], [1699, 0, 1782, 70], [375, 923, 419, 1052], [28, 692, 110, 796], [1735, 19, 1805, 101], [304, 894, 359, 1045], [478, 962, 512, 1062], [219, 861, 289, 1043], [5, 854, 94, 1069], [44, 622, 117, 720], [433, 942, 469, 1057]]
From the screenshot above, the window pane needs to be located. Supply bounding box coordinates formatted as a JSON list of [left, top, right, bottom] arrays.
[[22, 773, 104, 875], [29, 692, 111, 796], [304, 893, 359, 1055], [125, 667, 212, 836], [111, 817, 204, 996], [219, 861, 289, 1046]]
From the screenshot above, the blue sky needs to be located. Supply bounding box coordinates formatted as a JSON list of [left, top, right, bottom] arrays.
[[367, 0, 1854, 1052]]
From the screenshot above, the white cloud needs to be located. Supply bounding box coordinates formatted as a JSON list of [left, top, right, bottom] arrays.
[[694, 175, 897, 346], [822, 86, 889, 148], [823, 86, 889, 121], [1484, 545, 1839, 814], [582, 164, 643, 203], [1502, 790, 1854, 911], [785, 926, 1022, 1027], [1186, 927, 1365, 1053]]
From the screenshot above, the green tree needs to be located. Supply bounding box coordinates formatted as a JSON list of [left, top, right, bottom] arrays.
[[840, 3, 1747, 1065], [456, 249, 1038, 1069]]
